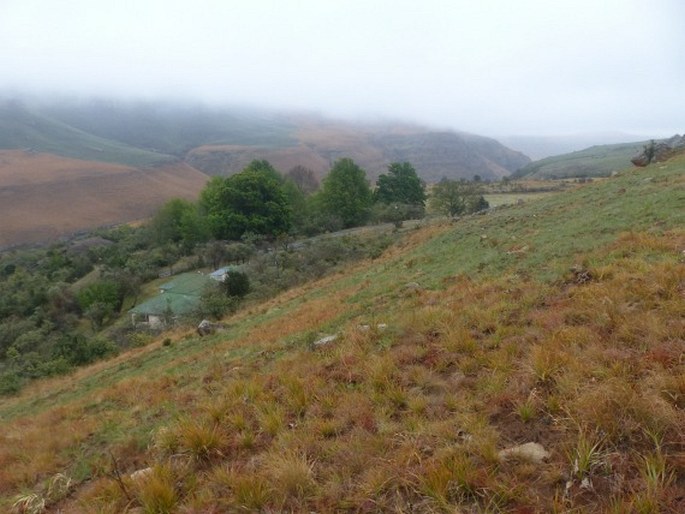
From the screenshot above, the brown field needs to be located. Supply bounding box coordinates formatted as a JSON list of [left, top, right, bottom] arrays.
[[0, 150, 209, 248]]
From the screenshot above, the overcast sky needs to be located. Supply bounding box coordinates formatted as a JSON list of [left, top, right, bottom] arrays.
[[1, 0, 683, 137]]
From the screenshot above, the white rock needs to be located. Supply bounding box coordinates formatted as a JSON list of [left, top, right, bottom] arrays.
[[129, 467, 153, 482], [313, 334, 338, 346], [498, 442, 550, 463]]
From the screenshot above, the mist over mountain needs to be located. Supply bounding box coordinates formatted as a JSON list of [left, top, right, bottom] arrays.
[[1, 96, 531, 181]]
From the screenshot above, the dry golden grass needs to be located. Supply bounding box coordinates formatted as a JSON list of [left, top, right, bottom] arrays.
[[1, 208, 684, 512]]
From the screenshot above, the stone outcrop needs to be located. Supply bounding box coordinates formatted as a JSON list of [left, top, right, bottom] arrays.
[[631, 135, 685, 167]]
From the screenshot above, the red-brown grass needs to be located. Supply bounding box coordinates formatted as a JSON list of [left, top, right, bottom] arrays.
[[1, 223, 683, 512]]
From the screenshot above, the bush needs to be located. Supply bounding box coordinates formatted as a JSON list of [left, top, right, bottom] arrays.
[[53, 335, 118, 366], [371, 203, 425, 227], [223, 271, 250, 298], [199, 284, 238, 320], [0, 370, 22, 396]]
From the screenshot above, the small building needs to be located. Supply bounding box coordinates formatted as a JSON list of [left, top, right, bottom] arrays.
[[130, 272, 211, 327], [209, 266, 240, 282]]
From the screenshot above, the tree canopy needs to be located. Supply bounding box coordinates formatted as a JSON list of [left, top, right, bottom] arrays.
[[375, 162, 426, 207], [318, 158, 373, 229], [150, 198, 208, 252], [199, 160, 292, 240]]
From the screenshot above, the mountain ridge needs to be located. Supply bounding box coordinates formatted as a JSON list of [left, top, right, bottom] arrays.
[[2, 97, 531, 181]]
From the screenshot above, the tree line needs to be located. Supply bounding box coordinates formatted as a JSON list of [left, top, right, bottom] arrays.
[[152, 157, 488, 251]]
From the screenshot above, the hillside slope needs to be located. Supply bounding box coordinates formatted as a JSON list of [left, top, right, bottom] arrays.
[[188, 120, 530, 181], [513, 140, 646, 179], [500, 132, 652, 160], [0, 151, 209, 248], [1, 154, 683, 511], [0, 100, 175, 167]]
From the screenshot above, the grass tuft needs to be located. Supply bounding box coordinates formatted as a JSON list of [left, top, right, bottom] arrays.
[[134, 464, 178, 514], [264, 451, 316, 503], [175, 418, 226, 462]]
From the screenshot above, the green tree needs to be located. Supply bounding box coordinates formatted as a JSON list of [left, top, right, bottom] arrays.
[[198, 283, 236, 320], [282, 177, 310, 234], [77, 280, 122, 313], [430, 179, 489, 217], [53, 334, 117, 366], [150, 198, 208, 252], [375, 162, 426, 208], [199, 162, 292, 240], [319, 158, 373, 228], [243, 159, 283, 183]]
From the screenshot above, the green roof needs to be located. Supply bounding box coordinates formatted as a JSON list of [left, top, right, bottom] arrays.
[[130, 272, 212, 316], [130, 292, 201, 316], [159, 272, 211, 295]]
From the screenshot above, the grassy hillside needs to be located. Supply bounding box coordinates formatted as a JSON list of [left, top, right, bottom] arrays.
[[1, 155, 683, 512], [500, 133, 651, 160], [514, 141, 647, 179], [0, 100, 175, 167]]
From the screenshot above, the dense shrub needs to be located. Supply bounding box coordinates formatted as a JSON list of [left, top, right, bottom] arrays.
[[223, 271, 251, 298]]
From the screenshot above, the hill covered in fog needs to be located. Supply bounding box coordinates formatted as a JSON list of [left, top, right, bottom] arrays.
[[3, 97, 530, 182]]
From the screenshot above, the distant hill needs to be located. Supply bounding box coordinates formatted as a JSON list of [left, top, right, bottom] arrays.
[[0, 99, 176, 167], [513, 140, 647, 179], [6, 97, 530, 182], [499, 132, 651, 160], [187, 118, 530, 181], [40, 98, 297, 156]]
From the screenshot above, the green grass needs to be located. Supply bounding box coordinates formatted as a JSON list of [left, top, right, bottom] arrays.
[[514, 141, 646, 179]]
